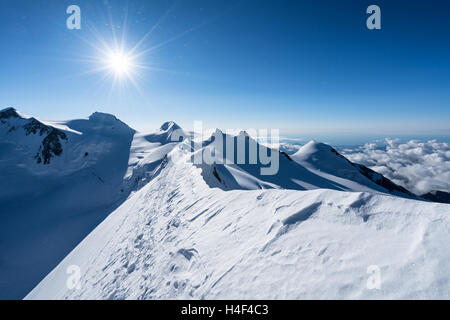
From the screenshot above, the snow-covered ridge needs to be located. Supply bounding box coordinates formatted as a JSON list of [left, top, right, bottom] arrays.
[[26, 145, 450, 299], [193, 131, 417, 200], [292, 141, 416, 198], [1, 108, 448, 299], [0, 107, 419, 198]]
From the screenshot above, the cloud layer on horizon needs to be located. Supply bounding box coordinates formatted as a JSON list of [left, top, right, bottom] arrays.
[[342, 139, 450, 195]]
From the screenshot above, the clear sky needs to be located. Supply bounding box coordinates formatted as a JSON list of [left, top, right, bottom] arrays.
[[1, 0, 449, 138]]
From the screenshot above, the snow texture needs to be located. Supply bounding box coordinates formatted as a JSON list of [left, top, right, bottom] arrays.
[[1, 108, 449, 299], [27, 145, 450, 299]]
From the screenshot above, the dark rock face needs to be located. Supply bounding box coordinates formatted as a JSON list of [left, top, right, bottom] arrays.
[[330, 147, 355, 165], [23, 118, 51, 136], [213, 166, 222, 184], [0, 107, 20, 121], [330, 146, 416, 198], [1, 112, 68, 165], [356, 164, 416, 197], [160, 121, 181, 132], [35, 128, 67, 164], [420, 191, 450, 204], [281, 151, 293, 161]]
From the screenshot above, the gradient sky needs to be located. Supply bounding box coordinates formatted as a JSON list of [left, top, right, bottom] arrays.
[[1, 0, 449, 138]]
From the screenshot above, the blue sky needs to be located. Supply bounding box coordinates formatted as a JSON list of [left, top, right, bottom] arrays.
[[0, 0, 449, 139]]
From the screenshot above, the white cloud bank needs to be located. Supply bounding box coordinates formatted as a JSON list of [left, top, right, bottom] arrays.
[[342, 139, 450, 195]]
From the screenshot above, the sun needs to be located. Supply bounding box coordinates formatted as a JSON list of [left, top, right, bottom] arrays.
[[106, 52, 132, 76], [72, 2, 205, 96]]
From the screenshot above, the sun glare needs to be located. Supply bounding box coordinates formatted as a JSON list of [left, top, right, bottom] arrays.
[[106, 52, 132, 76], [72, 2, 201, 97]]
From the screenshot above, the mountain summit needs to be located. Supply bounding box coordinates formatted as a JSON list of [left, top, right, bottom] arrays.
[[292, 140, 416, 198]]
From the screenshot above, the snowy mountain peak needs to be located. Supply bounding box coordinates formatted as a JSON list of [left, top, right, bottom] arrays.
[[143, 121, 184, 144], [89, 111, 120, 121], [160, 121, 181, 132], [0, 109, 69, 166], [292, 140, 416, 198], [78, 112, 135, 136], [239, 130, 250, 137], [294, 140, 353, 167], [214, 128, 223, 134], [0, 107, 20, 119], [297, 140, 334, 154]]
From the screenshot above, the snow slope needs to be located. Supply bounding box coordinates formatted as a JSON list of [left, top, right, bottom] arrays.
[[27, 145, 450, 299], [0, 108, 137, 299], [195, 131, 417, 199], [291, 141, 416, 198], [2, 108, 448, 299], [0, 108, 190, 299]]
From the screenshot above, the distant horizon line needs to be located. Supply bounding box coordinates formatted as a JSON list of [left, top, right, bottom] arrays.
[[2, 106, 449, 144]]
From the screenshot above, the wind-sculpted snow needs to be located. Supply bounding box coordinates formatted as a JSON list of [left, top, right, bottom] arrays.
[[27, 146, 450, 299], [0, 112, 194, 299], [1, 108, 447, 299]]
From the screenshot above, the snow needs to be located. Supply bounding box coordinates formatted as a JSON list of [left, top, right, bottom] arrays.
[[292, 141, 416, 198], [26, 145, 450, 299], [2, 108, 449, 300], [195, 133, 416, 199], [0, 110, 136, 299]]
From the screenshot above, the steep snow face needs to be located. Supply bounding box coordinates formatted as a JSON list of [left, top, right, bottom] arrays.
[[197, 132, 344, 191], [123, 125, 184, 193], [0, 109, 136, 299], [292, 141, 416, 198], [26, 146, 450, 300]]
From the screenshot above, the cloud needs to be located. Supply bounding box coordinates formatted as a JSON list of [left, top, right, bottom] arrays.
[[260, 138, 304, 154], [342, 139, 450, 195], [278, 142, 302, 154]]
